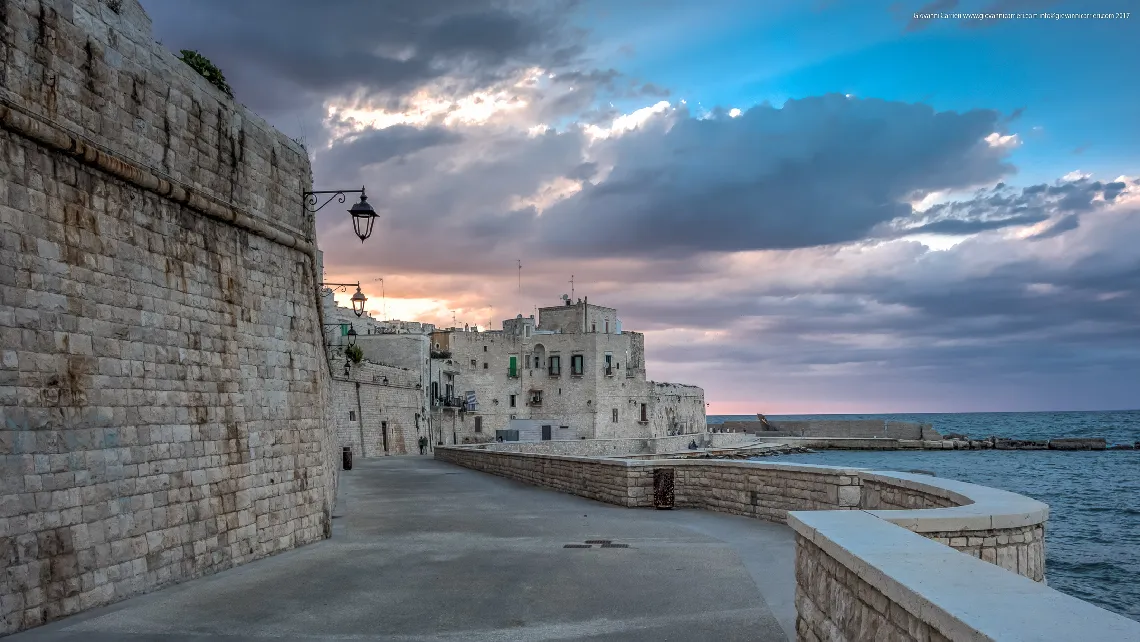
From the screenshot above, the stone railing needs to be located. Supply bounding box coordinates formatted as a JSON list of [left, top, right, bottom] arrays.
[[435, 446, 1140, 641]]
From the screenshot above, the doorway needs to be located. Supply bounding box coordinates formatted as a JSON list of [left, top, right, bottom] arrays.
[[541, 425, 552, 440]]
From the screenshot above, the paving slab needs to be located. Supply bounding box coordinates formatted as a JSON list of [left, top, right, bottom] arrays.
[[9, 456, 795, 641]]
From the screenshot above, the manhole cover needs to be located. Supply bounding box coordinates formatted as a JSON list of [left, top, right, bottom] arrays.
[[563, 544, 592, 549], [584, 539, 611, 544], [600, 543, 630, 549]]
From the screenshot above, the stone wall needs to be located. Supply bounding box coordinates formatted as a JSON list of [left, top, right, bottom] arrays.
[[435, 447, 1048, 581], [433, 448, 651, 507], [0, 0, 338, 634], [468, 433, 712, 457], [795, 534, 951, 642], [434, 447, 1131, 642]]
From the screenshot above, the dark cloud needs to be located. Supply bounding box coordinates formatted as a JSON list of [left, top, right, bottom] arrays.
[[317, 126, 463, 183], [535, 95, 1014, 258], [880, 176, 1124, 239]]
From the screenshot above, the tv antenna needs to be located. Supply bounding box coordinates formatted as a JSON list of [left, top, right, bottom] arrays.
[[569, 274, 575, 301], [517, 259, 522, 294], [373, 277, 385, 320]]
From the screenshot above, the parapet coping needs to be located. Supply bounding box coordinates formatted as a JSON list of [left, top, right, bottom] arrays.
[[440, 447, 1049, 533], [789, 510, 1140, 641], [861, 470, 1049, 532]]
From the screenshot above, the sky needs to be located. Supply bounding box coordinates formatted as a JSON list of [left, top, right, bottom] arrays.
[[141, 0, 1140, 414]]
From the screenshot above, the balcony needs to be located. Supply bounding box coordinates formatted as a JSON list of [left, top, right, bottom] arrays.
[[433, 396, 465, 410]]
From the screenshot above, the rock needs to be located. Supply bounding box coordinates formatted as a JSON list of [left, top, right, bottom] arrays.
[[944, 433, 968, 440], [1107, 444, 1135, 450], [1048, 438, 1107, 451]]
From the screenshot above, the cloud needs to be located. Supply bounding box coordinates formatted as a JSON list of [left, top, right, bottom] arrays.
[[534, 95, 1015, 258]]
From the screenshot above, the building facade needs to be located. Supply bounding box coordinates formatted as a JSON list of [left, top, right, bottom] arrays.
[[428, 298, 706, 444]]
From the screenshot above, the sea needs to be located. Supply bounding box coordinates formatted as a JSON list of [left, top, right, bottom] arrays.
[[708, 410, 1140, 622]]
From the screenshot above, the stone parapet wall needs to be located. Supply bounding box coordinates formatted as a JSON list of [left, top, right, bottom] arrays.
[[0, 0, 338, 635], [719, 419, 941, 440], [433, 448, 651, 507], [795, 534, 951, 642], [434, 447, 1044, 579], [674, 464, 861, 523], [436, 446, 1137, 641]]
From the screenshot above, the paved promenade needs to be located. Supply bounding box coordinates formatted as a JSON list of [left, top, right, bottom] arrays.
[[10, 457, 795, 641]]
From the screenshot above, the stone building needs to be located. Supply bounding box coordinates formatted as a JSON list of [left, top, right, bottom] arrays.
[[428, 298, 706, 445], [319, 276, 432, 457]]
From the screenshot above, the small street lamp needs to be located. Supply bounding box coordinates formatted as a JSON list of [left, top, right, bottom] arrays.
[[346, 324, 358, 347], [303, 186, 378, 243], [319, 282, 367, 317]]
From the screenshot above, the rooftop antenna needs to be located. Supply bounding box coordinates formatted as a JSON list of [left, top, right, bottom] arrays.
[[569, 274, 574, 301], [517, 259, 522, 294], [488, 305, 493, 329], [452, 310, 457, 328], [373, 277, 385, 320]]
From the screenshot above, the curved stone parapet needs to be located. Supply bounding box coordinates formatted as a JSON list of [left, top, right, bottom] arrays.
[[435, 446, 1140, 641]]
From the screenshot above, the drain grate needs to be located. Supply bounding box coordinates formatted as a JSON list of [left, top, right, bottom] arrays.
[[563, 544, 592, 549], [600, 543, 629, 548], [584, 539, 612, 544]]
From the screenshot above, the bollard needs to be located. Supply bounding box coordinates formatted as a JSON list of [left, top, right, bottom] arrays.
[[342, 446, 353, 471]]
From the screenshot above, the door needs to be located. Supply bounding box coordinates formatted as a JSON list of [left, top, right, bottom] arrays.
[[381, 421, 389, 454], [541, 425, 552, 440], [509, 355, 517, 377]]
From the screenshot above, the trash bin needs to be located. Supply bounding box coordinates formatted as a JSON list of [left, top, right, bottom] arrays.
[[342, 446, 353, 471]]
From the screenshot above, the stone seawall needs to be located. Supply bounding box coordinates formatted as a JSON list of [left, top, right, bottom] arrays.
[[435, 448, 1043, 579], [434, 446, 1140, 641], [0, 0, 338, 635]]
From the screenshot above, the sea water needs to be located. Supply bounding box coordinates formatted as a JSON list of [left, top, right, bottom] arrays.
[[708, 410, 1140, 622]]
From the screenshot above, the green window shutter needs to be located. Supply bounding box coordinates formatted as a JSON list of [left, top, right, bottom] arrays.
[[340, 324, 348, 336], [509, 356, 517, 377]]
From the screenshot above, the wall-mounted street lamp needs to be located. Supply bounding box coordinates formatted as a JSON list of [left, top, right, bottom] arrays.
[[320, 281, 367, 317], [303, 186, 378, 243]]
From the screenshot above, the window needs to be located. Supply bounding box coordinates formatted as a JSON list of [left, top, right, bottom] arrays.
[[509, 394, 516, 408], [471, 359, 477, 368], [475, 417, 483, 433], [529, 390, 543, 406], [560, 425, 569, 431], [483, 346, 487, 352], [349, 410, 356, 421], [508, 355, 518, 377], [571, 354, 584, 376], [612, 409, 618, 422], [483, 362, 488, 369], [640, 403, 648, 422], [605, 320, 609, 333], [534, 355, 540, 368], [604, 353, 613, 376], [591, 323, 596, 333], [548, 355, 561, 375]]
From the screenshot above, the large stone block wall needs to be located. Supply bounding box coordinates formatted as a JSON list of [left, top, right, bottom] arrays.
[[0, 0, 339, 635], [795, 534, 951, 642]]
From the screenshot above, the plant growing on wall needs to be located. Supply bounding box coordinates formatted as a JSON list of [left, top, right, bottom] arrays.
[[345, 345, 364, 364], [177, 49, 233, 98]]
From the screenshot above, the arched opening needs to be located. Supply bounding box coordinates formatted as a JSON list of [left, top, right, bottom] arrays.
[[532, 343, 546, 369]]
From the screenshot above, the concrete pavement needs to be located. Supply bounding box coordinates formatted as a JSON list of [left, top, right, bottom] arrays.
[[9, 456, 796, 641]]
